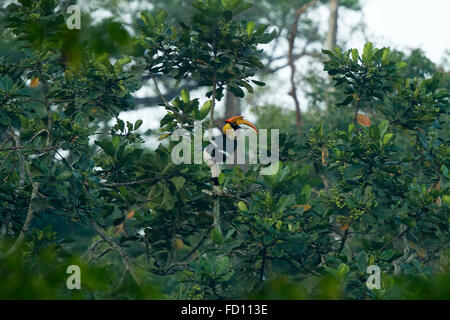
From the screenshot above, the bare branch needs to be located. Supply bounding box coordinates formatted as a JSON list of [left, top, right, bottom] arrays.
[[150, 74, 172, 109], [287, 0, 319, 131]]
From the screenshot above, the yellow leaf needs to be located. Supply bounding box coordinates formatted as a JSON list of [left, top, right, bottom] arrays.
[[357, 113, 371, 127], [195, 59, 209, 66], [159, 133, 171, 140], [292, 204, 311, 212], [340, 222, 350, 231], [173, 238, 184, 250], [352, 93, 360, 101], [30, 78, 39, 87], [126, 209, 135, 219], [237, 201, 248, 211]]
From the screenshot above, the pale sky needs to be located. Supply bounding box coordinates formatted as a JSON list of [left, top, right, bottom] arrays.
[[352, 0, 449, 63]]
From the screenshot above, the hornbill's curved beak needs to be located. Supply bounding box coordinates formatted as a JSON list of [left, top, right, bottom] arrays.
[[222, 116, 258, 134]]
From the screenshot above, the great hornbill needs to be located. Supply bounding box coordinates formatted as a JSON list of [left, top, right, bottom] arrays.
[[203, 116, 258, 185]]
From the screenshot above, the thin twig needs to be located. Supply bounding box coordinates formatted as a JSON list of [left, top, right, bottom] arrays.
[[180, 235, 207, 262], [89, 217, 141, 285], [90, 247, 113, 263], [379, 227, 411, 252], [150, 74, 171, 108], [84, 238, 104, 259]]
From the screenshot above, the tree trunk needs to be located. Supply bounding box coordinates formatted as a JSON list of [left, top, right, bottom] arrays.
[[326, 0, 339, 50], [325, 0, 339, 108], [224, 90, 241, 119]]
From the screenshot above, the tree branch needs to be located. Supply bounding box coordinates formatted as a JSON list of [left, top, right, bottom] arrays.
[[0, 160, 39, 259], [287, 0, 319, 132]]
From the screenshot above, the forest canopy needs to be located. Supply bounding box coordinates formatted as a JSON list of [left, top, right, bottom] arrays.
[[0, 0, 449, 299]]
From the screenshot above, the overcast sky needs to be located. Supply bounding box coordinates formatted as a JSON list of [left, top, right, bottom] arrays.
[[354, 0, 449, 63]]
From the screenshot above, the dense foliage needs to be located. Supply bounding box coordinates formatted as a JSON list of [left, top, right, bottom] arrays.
[[0, 0, 448, 299]]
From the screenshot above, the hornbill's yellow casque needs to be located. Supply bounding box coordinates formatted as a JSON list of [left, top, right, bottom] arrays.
[[204, 116, 258, 185]]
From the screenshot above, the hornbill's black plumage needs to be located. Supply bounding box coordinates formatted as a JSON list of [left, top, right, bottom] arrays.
[[204, 116, 258, 185]]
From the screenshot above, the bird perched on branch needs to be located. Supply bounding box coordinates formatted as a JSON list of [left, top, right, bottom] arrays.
[[203, 116, 258, 185]]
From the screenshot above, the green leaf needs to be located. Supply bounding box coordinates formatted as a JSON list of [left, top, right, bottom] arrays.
[[322, 49, 339, 62], [247, 56, 263, 69], [246, 21, 255, 36], [301, 185, 312, 201], [181, 89, 190, 103], [162, 186, 175, 211], [56, 171, 72, 181], [254, 24, 269, 36], [240, 81, 253, 93], [217, 172, 226, 185], [94, 140, 116, 157], [210, 228, 223, 245], [155, 9, 168, 24], [382, 48, 390, 65], [336, 95, 353, 106], [134, 119, 143, 131], [382, 133, 394, 145], [362, 42, 373, 62], [198, 100, 212, 120], [378, 120, 389, 138], [232, 2, 252, 15], [395, 61, 407, 69], [111, 135, 120, 149], [237, 201, 248, 211], [337, 263, 350, 277], [275, 194, 295, 213], [170, 176, 186, 191], [229, 86, 245, 98], [441, 165, 448, 178], [381, 249, 396, 262], [351, 49, 359, 62], [139, 10, 156, 28], [159, 133, 171, 140], [251, 79, 266, 86], [259, 29, 277, 44]]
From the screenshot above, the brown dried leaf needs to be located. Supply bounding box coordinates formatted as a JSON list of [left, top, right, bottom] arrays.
[[292, 204, 311, 212], [126, 209, 135, 219], [115, 223, 124, 235], [357, 113, 371, 127], [340, 222, 350, 231], [30, 78, 39, 87]]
